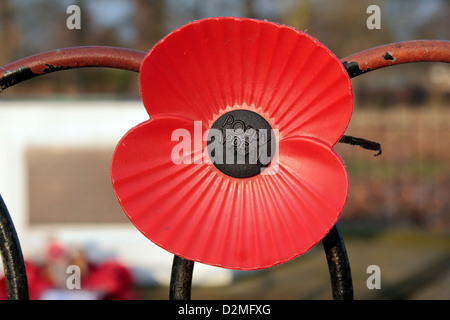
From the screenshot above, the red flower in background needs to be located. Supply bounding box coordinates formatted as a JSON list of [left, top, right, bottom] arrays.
[[111, 17, 353, 270]]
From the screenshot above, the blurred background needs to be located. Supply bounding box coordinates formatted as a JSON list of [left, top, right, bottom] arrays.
[[0, 0, 449, 299]]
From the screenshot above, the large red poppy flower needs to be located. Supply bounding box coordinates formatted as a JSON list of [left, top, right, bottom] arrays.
[[111, 17, 353, 270]]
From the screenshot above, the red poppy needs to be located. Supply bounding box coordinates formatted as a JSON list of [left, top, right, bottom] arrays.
[[111, 17, 353, 270]]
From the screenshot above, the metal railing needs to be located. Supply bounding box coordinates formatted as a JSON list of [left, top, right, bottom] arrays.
[[0, 40, 449, 300]]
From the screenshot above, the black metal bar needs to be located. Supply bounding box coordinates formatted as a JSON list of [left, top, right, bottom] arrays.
[[339, 135, 382, 156], [0, 194, 29, 300], [322, 224, 354, 300], [169, 255, 195, 300]]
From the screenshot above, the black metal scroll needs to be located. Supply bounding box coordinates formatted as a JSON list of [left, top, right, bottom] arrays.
[[0, 195, 29, 300]]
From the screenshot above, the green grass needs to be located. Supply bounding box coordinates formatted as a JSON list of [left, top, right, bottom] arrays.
[[344, 157, 450, 181]]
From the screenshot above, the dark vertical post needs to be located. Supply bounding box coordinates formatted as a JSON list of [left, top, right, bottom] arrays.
[[322, 224, 354, 300], [169, 255, 194, 300], [0, 194, 29, 300]]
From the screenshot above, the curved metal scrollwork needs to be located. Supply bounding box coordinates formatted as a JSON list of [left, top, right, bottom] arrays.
[[0, 40, 449, 300]]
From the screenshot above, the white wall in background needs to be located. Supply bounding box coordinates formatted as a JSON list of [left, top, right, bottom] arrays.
[[0, 100, 233, 286]]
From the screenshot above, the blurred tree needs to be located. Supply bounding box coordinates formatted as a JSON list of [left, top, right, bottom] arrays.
[[278, 0, 394, 58], [0, 0, 22, 65], [278, 0, 312, 32], [0, 0, 448, 100], [134, 0, 167, 52], [244, 0, 257, 19]]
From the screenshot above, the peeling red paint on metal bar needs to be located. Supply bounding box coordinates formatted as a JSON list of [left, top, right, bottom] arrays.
[[341, 40, 450, 78], [0, 46, 146, 90], [2, 41, 449, 90]]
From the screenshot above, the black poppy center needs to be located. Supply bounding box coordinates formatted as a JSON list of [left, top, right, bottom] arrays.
[[207, 109, 275, 178]]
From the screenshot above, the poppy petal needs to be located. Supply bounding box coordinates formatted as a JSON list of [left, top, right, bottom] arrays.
[[223, 136, 350, 269], [276, 136, 349, 229], [139, 17, 353, 145], [110, 115, 210, 245], [111, 115, 348, 269]]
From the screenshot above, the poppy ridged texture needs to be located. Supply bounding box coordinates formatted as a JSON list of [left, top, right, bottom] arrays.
[[110, 17, 353, 270]]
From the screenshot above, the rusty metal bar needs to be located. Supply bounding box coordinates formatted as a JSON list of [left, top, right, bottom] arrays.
[[339, 135, 382, 156], [169, 255, 195, 300], [0, 46, 145, 91], [1, 41, 446, 91], [0, 194, 29, 300], [341, 40, 450, 78], [322, 224, 354, 300]]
